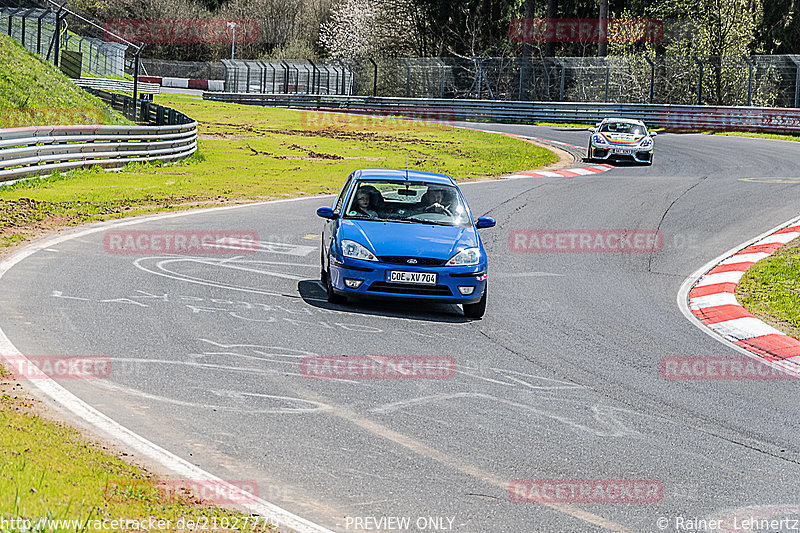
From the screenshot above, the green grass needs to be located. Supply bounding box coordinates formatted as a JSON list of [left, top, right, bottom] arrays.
[[0, 97, 556, 247], [0, 33, 128, 128], [0, 393, 277, 532], [736, 238, 800, 338], [711, 130, 800, 142]]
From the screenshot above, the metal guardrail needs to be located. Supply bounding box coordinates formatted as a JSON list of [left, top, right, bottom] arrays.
[[204, 93, 800, 134], [0, 90, 197, 182], [74, 77, 161, 95]]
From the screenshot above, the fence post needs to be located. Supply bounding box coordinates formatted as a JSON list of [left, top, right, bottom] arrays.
[[308, 59, 317, 95], [280, 60, 289, 94], [434, 57, 446, 98], [742, 55, 753, 106], [691, 55, 703, 105], [368, 58, 377, 96], [54, 2, 65, 67], [401, 58, 411, 97], [604, 58, 610, 102], [133, 45, 143, 119], [644, 56, 655, 104], [790, 56, 800, 108], [559, 60, 566, 101]]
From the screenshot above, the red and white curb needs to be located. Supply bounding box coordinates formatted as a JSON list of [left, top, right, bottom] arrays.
[[679, 216, 800, 375], [505, 164, 613, 179]]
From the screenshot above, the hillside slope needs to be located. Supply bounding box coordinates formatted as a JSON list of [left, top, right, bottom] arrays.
[[0, 33, 128, 128]]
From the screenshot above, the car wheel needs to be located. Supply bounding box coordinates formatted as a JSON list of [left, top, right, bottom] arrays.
[[463, 284, 487, 319], [326, 267, 346, 304], [320, 245, 327, 283]]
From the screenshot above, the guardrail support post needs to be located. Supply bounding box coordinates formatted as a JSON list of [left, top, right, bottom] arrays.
[[691, 55, 703, 105]]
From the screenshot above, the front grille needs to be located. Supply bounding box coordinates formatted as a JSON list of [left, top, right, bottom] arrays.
[[379, 256, 446, 266], [367, 282, 453, 296]]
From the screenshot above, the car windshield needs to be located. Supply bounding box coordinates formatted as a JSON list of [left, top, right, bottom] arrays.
[[599, 122, 645, 136], [343, 180, 471, 227]]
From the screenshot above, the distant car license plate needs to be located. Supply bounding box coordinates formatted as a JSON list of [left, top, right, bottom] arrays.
[[612, 148, 634, 155], [388, 271, 437, 285]]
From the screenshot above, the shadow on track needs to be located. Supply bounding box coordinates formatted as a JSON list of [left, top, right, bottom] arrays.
[[296, 280, 474, 324]]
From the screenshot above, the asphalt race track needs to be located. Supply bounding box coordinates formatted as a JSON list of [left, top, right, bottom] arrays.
[[2, 123, 800, 532]]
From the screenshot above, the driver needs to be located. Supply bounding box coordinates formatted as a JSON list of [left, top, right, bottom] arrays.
[[419, 187, 451, 215]]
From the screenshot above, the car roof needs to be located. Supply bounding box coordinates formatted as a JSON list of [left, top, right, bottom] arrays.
[[352, 168, 456, 186], [600, 117, 646, 126]]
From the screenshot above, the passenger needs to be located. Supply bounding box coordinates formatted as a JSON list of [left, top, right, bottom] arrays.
[[352, 189, 379, 218]]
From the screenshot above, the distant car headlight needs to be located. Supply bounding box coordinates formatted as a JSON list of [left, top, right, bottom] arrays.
[[640, 138, 653, 148], [342, 240, 378, 262], [592, 134, 608, 145], [446, 247, 480, 266]]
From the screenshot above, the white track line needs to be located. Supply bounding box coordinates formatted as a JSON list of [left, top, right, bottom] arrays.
[[0, 197, 336, 533]]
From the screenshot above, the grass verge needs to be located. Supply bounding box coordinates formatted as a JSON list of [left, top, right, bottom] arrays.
[[0, 96, 556, 252], [0, 34, 129, 128], [0, 387, 277, 532], [736, 237, 800, 338]]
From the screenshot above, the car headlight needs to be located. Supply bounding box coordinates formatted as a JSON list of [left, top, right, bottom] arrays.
[[592, 135, 608, 145], [341, 240, 378, 262], [640, 138, 653, 148], [446, 247, 480, 266]]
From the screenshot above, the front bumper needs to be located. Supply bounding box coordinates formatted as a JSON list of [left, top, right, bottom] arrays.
[[329, 258, 486, 304], [591, 145, 653, 163]]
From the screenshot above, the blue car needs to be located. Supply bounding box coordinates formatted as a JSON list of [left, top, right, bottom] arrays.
[[316, 169, 495, 318]]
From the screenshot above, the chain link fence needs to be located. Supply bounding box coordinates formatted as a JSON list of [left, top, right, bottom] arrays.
[[138, 58, 225, 80], [222, 59, 354, 94], [0, 2, 134, 78], [184, 55, 800, 107]]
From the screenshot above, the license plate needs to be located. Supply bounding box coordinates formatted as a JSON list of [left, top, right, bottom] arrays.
[[388, 271, 437, 285], [612, 148, 634, 155]]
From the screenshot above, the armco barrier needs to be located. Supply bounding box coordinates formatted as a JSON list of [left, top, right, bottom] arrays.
[[73, 77, 161, 95], [203, 93, 800, 134], [0, 89, 197, 182]]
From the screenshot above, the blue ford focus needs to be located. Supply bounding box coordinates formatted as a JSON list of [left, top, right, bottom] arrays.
[[317, 169, 495, 318]]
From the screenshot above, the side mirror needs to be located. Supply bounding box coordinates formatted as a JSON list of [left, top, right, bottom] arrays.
[[588, 127, 597, 132], [649, 131, 658, 137], [476, 216, 496, 229], [316, 206, 337, 219]]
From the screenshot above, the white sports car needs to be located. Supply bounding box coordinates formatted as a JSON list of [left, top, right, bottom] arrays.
[[587, 118, 656, 165]]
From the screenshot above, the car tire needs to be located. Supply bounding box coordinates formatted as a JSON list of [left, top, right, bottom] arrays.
[[587, 143, 593, 162], [463, 284, 487, 319], [326, 267, 346, 304], [320, 246, 327, 283]]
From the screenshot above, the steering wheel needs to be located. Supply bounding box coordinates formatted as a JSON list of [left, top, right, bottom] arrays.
[[424, 203, 452, 217]]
